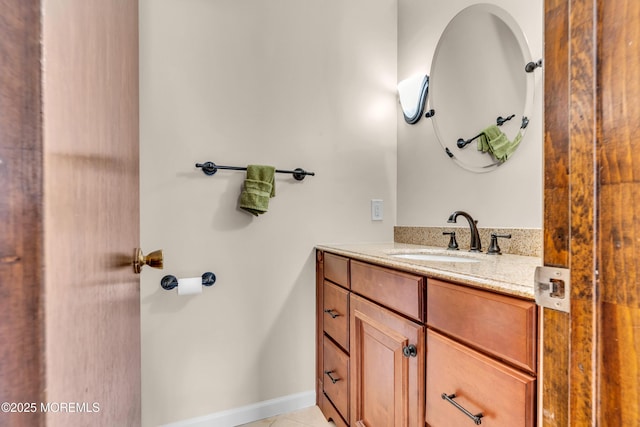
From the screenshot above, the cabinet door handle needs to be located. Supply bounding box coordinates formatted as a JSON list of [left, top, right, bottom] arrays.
[[402, 344, 417, 358], [441, 393, 484, 425], [323, 309, 339, 319], [324, 370, 340, 384]]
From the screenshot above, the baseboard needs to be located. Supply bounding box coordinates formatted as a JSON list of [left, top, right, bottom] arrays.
[[160, 390, 316, 427]]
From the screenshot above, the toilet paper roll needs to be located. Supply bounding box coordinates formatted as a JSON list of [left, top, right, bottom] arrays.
[[177, 277, 202, 296]]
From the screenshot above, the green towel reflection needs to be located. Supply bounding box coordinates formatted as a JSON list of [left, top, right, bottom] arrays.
[[477, 125, 522, 162], [239, 165, 276, 216]]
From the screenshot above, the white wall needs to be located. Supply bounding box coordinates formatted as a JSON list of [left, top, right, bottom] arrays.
[[397, 0, 543, 228], [139, 1, 397, 425]]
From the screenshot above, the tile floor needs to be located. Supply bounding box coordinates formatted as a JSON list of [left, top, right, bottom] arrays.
[[239, 405, 336, 427]]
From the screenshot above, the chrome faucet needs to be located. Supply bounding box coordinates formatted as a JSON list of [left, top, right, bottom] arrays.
[[447, 211, 482, 252]]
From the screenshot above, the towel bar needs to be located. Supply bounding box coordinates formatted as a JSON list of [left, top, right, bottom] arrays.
[[456, 114, 525, 149], [195, 161, 315, 181]]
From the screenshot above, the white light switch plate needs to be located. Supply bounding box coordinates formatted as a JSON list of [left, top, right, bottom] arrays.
[[371, 199, 383, 221]]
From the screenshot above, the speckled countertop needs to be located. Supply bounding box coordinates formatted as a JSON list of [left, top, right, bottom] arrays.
[[316, 242, 542, 300]]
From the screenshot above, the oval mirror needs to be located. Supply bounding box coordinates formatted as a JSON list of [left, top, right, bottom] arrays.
[[429, 4, 535, 172]]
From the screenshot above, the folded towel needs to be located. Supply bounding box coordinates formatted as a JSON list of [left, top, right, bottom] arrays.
[[477, 125, 523, 162], [239, 165, 276, 216]]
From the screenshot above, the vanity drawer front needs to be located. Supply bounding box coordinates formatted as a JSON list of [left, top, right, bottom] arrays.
[[426, 330, 536, 427], [427, 279, 537, 372], [324, 252, 350, 289], [351, 260, 425, 322], [323, 281, 349, 350], [323, 336, 349, 423], [319, 392, 348, 427]]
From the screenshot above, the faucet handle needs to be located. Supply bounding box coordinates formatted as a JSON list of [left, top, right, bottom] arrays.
[[487, 233, 512, 255], [443, 231, 459, 250]]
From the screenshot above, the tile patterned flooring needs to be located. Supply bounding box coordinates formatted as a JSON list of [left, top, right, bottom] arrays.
[[239, 405, 336, 427]]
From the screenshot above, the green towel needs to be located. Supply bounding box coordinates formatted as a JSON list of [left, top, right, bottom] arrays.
[[239, 165, 276, 216], [477, 125, 523, 162]]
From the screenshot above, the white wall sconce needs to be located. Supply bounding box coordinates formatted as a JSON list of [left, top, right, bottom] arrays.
[[397, 74, 429, 124]]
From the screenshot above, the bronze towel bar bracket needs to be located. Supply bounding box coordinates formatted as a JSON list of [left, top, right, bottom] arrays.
[[525, 59, 543, 73], [195, 161, 315, 181]]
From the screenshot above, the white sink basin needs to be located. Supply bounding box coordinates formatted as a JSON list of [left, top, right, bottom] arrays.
[[389, 252, 480, 263]]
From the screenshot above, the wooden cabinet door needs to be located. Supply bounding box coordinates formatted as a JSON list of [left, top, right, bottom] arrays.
[[350, 295, 425, 427]]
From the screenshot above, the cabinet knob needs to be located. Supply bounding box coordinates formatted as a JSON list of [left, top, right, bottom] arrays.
[[402, 344, 417, 358]]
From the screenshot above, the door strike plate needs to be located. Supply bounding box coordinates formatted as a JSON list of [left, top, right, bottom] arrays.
[[534, 266, 570, 313]]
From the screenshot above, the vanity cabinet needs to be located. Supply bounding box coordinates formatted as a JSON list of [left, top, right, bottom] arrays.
[[316, 250, 538, 427]]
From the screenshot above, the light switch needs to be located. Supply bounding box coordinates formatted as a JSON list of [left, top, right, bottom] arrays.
[[371, 199, 383, 221]]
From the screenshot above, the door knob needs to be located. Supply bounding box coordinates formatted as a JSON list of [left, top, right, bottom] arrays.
[[133, 248, 163, 274]]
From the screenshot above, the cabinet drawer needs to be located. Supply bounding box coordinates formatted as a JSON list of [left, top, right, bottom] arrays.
[[351, 260, 425, 322], [324, 252, 350, 289], [426, 330, 536, 427], [323, 336, 349, 423], [319, 392, 348, 427], [323, 281, 349, 350], [427, 279, 537, 372]]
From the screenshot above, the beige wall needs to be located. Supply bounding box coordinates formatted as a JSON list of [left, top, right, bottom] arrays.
[[140, 1, 543, 424], [397, 0, 543, 228], [139, 1, 397, 425]]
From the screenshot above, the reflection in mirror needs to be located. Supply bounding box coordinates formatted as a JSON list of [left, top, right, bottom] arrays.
[[429, 4, 535, 173]]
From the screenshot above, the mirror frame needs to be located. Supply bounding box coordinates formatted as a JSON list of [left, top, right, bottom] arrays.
[[428, 4, 535, 173]]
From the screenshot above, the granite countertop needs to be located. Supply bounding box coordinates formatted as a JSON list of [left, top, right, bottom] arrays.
[[316, 242, 542, 300]]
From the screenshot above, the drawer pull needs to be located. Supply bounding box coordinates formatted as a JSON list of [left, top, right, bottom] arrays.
[[402, 344, 418, 358], [441, 393, 484, 425], [324, 370, 341, 384], [324, 309, 339, 319]]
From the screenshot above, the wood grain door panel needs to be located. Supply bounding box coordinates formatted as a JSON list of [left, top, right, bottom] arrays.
[[0, 2, 45, 426], [41, 0, 141, 425], [350, 295, 425, 427], [544, 0, 640, 425]]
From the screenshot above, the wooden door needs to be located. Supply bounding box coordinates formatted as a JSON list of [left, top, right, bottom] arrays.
[[42, 0, 140, 425], [0, 1, 141, 426], [598, 1, 640, 424], [543, 0, 640, 425], [0, 1, 45, 426], [350, 295, 425, 427]]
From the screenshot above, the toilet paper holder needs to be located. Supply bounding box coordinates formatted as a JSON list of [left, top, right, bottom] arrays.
[[161, 272, 217, 291]]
